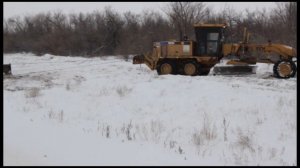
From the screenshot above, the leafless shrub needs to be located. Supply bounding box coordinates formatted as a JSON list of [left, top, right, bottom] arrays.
[[48, 109, 55, 119], [73, 75, 85, 85], [192, 132, 203, 147], [251, 108, 259, 115], [192, 113, 217, 147], [279, 159, 289, 166], [277, 97, 284, 107], [23, 106, 30, 112], [223, 117, 230, 141], [48, 109, 64, 123], [123, 121, 164, 142], [25, 87, 41, 98], [201, 113, 217, 141], [256, 118, 263, 125], [233, 152, 243, 165], [99, 87, 109, 96], [237, 135, 253, 151], [150, 120, 164, 142], [141, 125, 149, 141], [114, 128, 120, 137], [236, 129, 255, 152], [169, 140, 177, 149], [232, 84, 240, 88], [44, 79, 54, 88], [65, 82, 71, 90], [106, 125, 110, 138], [269, 148, 277, 159], [126, 120, 133, 141], [101, 123, 107, 137], [59, 110, 64, 122], [178, 146, 183, 154], [97, 120, 101, 132]]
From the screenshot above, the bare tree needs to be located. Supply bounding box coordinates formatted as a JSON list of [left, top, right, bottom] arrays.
[[3, 2, 296, 56], [271, 2, 297, 47], [164, 2, 209, 40], [115, 11, 141, 55]]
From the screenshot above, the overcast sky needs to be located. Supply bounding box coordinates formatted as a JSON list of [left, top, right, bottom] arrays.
[[4, 2, 279, 19]]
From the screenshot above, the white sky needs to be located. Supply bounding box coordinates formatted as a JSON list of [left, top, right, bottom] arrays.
[[3, 2, 278, 19]]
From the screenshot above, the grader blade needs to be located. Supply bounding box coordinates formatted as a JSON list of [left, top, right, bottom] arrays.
[[3, 64, 12, 75], [213, 65, 257, 75], [133, 54, 145, 64]]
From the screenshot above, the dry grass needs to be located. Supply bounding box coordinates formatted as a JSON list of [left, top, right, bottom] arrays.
[[125, 121, 133, 141], [106, 125, 110, 138], [25, 87, 41, 98], [192, 132, 203, 146], [236, 129, 255, 152], [65, 82, 71, 90], [99, 87, 109, 96], [192, 113, 217, 147], [116, 86, 132, 97], [48, 109, 64, 122], [150, 120, 164, 142], [223, 117, 229, 141]]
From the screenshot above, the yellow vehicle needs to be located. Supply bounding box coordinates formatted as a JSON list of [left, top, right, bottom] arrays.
[[133, 23, 297, 78]]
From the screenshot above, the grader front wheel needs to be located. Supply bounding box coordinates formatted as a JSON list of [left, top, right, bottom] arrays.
[[157, 61, 175, 75], [273, 60, 296, 78]]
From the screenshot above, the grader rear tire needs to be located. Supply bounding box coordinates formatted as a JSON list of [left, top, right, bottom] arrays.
[[273, 59, 296, 78], [183, 61, 198, 76]]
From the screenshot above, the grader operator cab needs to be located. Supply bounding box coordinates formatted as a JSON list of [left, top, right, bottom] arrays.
[[133, 23, 297, 78]]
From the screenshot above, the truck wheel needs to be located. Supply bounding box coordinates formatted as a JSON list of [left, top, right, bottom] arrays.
[[273, 59, 296, 78], [157, 61, 175, 75], [183, 61, 198, 76]]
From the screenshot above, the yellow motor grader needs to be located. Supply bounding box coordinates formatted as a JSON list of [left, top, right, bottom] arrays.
[[133, 23, 297, 78]]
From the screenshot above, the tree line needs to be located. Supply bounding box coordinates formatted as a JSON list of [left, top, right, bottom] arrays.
[[3, 2, 297, 57]]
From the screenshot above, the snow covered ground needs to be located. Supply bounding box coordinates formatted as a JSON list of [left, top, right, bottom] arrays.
[[3, 53, 297, 166]]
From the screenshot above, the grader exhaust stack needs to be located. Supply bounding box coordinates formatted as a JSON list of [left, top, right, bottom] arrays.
[[133, 23, 297, 78]]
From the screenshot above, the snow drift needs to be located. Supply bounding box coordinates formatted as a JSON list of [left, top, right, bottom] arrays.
[[3, 53, 297, 166]]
